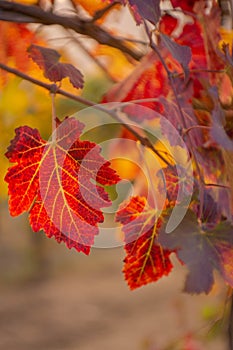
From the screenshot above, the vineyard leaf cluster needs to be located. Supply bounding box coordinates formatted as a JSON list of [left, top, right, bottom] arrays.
[[1, 0, 233, 294]]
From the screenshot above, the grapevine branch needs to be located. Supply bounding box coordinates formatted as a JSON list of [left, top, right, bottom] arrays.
[[0, 0, 143, 61], [144, 23, 205, 221], [0, 62, 170, 167]]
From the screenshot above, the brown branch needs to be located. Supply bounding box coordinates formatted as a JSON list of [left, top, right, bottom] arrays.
[[0, 62, 170, 166], [0, 0, 142, 61]]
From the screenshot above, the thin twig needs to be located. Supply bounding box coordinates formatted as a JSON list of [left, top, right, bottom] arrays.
[[50, 92, 57, 141], [184, 125, 211, 135], [205, 183, 230, 189]]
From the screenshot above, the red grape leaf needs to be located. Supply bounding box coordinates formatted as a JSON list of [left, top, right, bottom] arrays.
[[5, 117, 120, 254], [158, 210, 233, 294], [160, 2, 223, 92], [116, 196, 173, 290], [170, 0, 196, 12], [102, 51, 169, 116], [158, 164, 195, 205], [159, 97, 204, 148], [28, 44, 84, 89]]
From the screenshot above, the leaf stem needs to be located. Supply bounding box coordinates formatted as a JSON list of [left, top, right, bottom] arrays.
[[205, 183, 230, 189], [184, 125, 211, 135], [50, 92, 57, 141]]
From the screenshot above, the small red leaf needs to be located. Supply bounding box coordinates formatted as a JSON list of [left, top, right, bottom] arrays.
[[116, 196, 173, 290], [5, 117, 120, 254], [28, 44, 84, 89]]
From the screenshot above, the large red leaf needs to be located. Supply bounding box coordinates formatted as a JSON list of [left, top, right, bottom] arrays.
[[161, 1, 223, 83], [116, 196, 173, 290], [5, 117, 120, 254]]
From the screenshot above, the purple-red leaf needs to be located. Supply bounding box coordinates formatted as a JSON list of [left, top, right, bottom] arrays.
[[124, 0, 161, 25], [132, 0, 161, 24], [159, 211, 233, 294], [28, 44, 84, 89], [160, 33, 192, 81]]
